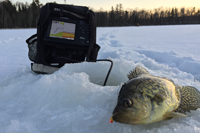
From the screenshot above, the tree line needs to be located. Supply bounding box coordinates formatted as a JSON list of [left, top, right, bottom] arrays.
[[1, 0, 200, 28], [0, 0, 41, 28], [95, 3, 200, 26]]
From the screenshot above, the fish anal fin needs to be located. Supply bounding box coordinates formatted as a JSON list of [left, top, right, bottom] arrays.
[[163, 117, 173, 121], [164, 112, 187, 118], [127, 65, 150, 80], [176, 86, 200, 114]]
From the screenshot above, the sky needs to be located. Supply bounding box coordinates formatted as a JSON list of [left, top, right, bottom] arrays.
[[9, 0, 200, 11]]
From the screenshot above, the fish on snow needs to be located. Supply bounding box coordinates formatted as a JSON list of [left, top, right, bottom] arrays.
[[111, 65, 200, 125]]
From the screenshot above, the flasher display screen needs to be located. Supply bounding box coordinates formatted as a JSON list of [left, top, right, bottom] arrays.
[[49, 20, 76, 40]]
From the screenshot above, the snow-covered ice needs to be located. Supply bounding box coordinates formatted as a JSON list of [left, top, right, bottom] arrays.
[[0, 25, 200, 133]]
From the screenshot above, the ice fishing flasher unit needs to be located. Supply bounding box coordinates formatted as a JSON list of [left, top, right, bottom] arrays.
[[26, 3, 113, 86]]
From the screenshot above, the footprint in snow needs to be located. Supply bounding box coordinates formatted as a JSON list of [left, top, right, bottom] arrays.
[[98, 30, 118, 41], [108, 40, 123, 47], [1, 38, 21, 43]]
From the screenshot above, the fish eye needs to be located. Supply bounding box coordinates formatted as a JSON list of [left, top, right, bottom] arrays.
[[123, 99, 132, 107]]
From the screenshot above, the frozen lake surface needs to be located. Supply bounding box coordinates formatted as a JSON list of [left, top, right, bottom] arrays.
[[0, 25, 200, 133]]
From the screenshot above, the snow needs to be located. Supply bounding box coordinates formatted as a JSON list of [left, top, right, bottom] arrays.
[[0, 25, 200, 133]]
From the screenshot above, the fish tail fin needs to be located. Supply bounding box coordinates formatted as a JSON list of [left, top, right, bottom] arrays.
[[176, 86, 200, 114]]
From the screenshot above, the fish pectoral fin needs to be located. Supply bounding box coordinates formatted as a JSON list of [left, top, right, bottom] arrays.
[[156, 91, 168, 101], [152, 91, 168, 105], [164, 112, 187, 118]]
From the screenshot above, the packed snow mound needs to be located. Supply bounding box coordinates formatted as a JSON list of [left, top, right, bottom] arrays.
[[136, 50, 200, 80], [1, 60, 200, 133], [1, 25, 200, 133]]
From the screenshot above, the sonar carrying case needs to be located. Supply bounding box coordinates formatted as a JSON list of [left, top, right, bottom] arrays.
[[26, 3, 100, 74]]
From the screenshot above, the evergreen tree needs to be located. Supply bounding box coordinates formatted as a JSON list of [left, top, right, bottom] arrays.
[[0, 1, 200, 28]]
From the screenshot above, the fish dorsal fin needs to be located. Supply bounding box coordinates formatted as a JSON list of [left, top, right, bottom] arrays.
[[127, 65, 150, 80], [175, 86, 200, 114]]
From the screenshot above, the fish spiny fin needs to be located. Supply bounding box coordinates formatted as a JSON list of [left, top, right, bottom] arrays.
[[175, 86, 200, 114], [127, 65, 150, 80]]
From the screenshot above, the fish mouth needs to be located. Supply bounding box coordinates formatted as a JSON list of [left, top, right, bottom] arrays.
[[112, 111, 138, 125], [137, 99, 148, 110], [111, 112, 118, 120], [112, 107, 134, 124]]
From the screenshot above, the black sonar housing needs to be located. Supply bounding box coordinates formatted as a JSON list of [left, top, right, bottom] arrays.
[[26, 3, 113, 86], [26, 3, 101, 67]]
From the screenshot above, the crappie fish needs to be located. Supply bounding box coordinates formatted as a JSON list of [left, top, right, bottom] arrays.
[[111, 66, 200, 125]]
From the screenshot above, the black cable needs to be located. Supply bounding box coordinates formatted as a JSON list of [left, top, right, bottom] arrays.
[[96, 59, 113, 86]]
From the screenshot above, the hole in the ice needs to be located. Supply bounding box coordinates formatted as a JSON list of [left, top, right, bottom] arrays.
[[57, 61, 133, 86], [89, 75, 127, 86], [87, 69, 129, 86]]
